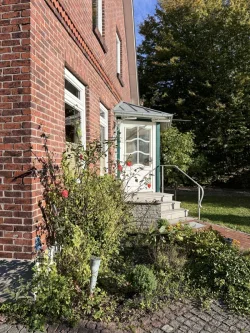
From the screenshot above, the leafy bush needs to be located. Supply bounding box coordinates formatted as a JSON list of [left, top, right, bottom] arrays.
[[185, 229, 250, 313], [161, 127, 195, 186], [0, 138, 133, 330], [129, 265, 157, 296]]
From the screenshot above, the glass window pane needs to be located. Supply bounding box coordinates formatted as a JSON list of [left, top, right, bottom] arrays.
[[125, 153, 137, 165], [100, 125, 105, 151], [126, 140, 137, 154], [100, 109, 105, 119], [139, 127, 150, 141], [139, 140, 150, 154], [139, 153, 150, 166], [126, 127, 137, 141], [65, 103, 80, 143], [65, 79, 80, 98], [65, 124, 75, 143]]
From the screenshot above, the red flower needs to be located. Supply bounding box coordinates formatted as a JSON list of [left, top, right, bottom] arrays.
[[118, 164, 123, 172], [126, 161, 132, 167], [79, 154, 83, 160], [147, 183, 151, 189], [61, 189, 69, 198]]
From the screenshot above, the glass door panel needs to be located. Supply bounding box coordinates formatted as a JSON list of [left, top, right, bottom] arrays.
[[125, 125, 152, 167], [126, 140, 137, 154], [139, 140, 150, 154], [139, 153, 150, 166], [139, 127, 150, 141], [125, 153, 137, 165], [126, 127, 137, 141]]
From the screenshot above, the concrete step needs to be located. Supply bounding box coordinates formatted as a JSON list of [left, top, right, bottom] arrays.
[[167, 217, 196, 225], [132, 192, 174, 203], [161, 208, 189, 220], [161, 201, 181, 211]]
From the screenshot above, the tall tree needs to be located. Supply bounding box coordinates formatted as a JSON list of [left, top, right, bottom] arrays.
[[138, 0, 250, 181]]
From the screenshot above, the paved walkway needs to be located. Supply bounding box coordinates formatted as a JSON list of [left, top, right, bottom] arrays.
[[184, 218, 250, 251], [1, 300, 250, 332], [202, 221, 250, 250]]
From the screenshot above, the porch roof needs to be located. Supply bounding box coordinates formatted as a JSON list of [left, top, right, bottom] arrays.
[[114, 101, 173, 123]]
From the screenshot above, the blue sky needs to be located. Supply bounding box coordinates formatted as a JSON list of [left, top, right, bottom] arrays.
[[133, 0, 158, 45]]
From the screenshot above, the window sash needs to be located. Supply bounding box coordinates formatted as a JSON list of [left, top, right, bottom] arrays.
[[64, 69, 86, 147], [116, 33, 121, 74], [97, 0, 103, 35]]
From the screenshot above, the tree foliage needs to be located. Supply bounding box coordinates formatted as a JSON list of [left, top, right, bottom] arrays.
[[138, 0, 250, 182], [161, 127, 195, 185], [161, 127, 194, 171]]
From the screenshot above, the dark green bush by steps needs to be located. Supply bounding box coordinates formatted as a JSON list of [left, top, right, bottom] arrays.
[[129, 265, 157, 296], [185, 230, 250, 313]]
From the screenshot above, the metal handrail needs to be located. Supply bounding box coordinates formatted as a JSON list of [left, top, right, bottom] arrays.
[[161, 165, 204, 220]]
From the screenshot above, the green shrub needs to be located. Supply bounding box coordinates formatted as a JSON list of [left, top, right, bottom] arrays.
[[185, 229, 250, 313], [129, 265, 157, 295], [0, 138, 133, 330]]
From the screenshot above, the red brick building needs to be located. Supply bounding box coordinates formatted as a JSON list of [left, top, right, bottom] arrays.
[[0, 0, 139, 259]]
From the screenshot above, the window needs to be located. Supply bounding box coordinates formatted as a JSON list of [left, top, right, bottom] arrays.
[[125, 125, 152, 166], [116, 32, 121, 75], [93, 0, 103, 35], [100, 103, 108, 175], [92, 0, 108, 52], [64, 68, 86, 146], [116, 31, 124, 86]]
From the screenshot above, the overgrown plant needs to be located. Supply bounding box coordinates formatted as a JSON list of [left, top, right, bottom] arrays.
[[0, 136, 134, 330]]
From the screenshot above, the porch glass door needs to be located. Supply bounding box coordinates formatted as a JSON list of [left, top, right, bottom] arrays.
[[120, 122, 155, 192]]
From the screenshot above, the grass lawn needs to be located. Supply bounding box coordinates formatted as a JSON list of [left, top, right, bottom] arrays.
[[177, 191, 250, 234]]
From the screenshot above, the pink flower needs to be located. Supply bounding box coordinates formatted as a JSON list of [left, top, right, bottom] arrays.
[[126, 161, 132, 167], [79, 154, 83, 160], [118, 164, 123, 172], [61, 189, 69, 198]]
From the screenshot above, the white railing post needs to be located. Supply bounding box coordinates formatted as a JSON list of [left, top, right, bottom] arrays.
[[198, 186, 201, 220], [161, 165, 164, 193], [160, 165, 204, 220]]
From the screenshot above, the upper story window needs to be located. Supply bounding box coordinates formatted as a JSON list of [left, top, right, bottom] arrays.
[[116, 31, 124, 86], [93, 0, 103, 35], [64, 68, 86, 146], [116, 33, 121, 75], [92, 0, 107, 52]]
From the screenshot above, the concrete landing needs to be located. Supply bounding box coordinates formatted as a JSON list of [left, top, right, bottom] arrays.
[[0, 260, 34, 303]]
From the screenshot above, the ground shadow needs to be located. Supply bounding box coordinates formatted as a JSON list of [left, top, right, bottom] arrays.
[[175, 191, 250, 210], [0, 260, 34, 302], [199, 213, 250, 230]]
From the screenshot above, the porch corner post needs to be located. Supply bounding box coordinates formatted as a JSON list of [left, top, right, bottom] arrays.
[[156, 123, 161, 192]]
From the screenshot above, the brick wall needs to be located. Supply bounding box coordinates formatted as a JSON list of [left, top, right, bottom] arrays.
[[0, 0, 34, 259], [0, 0, 133, 259]]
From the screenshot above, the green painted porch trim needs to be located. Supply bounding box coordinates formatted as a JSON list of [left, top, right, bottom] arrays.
[[156, 123, 161, 192]]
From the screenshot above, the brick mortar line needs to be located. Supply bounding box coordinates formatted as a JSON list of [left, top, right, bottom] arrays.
[[43, 0, 122, 102]]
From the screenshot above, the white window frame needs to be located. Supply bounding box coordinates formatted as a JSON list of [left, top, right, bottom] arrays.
[[64, 68, 86, 147], [96, 0, 103, 35], [100, 103, 108, 175], [116, 33, 121, 75]]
